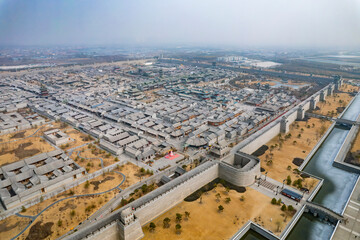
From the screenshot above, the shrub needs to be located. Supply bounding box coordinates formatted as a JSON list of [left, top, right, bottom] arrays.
[[84, 181, 90, 189], [57, 219, 63, 227], [281, 204, 287, 211], [70, 210, 76, 217], [288, 205, 294, 212], [271, 198, 277, 205], [277, 198, 282, 205], [21, 206, 26, 212], [218, 205, 224, 212]]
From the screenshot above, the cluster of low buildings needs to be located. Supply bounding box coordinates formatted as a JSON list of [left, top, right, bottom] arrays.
[[0, 88, 45, 135], [0, 149, 84, 209], [0, 60, 299, 164]]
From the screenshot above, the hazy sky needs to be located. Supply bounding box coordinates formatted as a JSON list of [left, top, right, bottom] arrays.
[[1, 0, 360, 48]]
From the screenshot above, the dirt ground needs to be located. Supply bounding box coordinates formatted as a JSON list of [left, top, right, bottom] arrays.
[[345, 131, 360, 166], [0, 120, 94, 167], [257, 118, 332, 191], [0, 162, 144, 240], [140, 88, 162, 103], [0, 127, 55, 166], [70, 144, 117, 173], [142, 186, 293, 240], [0, 171, 123, 240], [58, 127, 94, 151], [119, 163, 152, 189], [313, 84, 359, 117], [0, 215, 31, 240]]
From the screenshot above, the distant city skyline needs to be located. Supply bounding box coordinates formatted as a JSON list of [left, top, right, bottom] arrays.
[[0, 0, 360, 49]]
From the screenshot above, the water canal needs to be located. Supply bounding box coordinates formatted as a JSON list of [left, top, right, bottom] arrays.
[[286, 93, 360, 240]]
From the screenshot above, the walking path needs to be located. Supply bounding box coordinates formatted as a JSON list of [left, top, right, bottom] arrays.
[[332, 177, 360, 239], [74, 149, 104, 168], [10, 171, 126, 240], [0, 125, 46, 145]]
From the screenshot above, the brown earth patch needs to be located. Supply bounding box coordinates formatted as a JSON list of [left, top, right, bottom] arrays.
[[1, 142, 40, 159], [10, 131, 26, 139], [90, 176, 115, 190], [59, 199, 77, 211], [25, 221, 54, 240], [0, 220, 21, 232], [292, 158, 304, 166]]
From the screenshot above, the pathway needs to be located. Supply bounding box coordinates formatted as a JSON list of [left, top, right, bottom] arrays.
[[0, 125, 46, 145], [10, 171, 126, 240]]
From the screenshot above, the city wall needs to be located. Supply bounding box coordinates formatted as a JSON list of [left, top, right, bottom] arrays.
[[235, 84, 332, 155]]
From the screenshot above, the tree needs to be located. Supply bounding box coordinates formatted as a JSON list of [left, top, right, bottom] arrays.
[[293, 140, 297, 145], [277, 198, 282, 205], [281, 204, 287, 211], [175, 224, 182, 234], [149, 222, 156, 232], [120, 198, 128, 207], [84, 180, 90, 189], [225, 197, 231, 204], [286, 175, 292, 185], [218, 205, 224, 212], [297, 134, 302, 138], [225, 187, 230, 195], [57, 219, 63, 227], [21, 206, 26, 212], [288, 205, 294, 212], [163, 217, 171, 228], [185, 211, 190, 220], [240, 196, 245, 202], [271, 198, 277, 205], [176, 213, 182, 223], [215, 193, 221, 202]]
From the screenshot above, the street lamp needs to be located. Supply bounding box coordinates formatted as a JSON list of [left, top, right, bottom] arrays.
[[265, 172, 268, 181], [276, 186, 279, 195], [282, 180, 285, 189]]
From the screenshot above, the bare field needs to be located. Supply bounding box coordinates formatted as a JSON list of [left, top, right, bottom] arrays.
[[70, 144, 117, 173], [258, 118, 331, 190], [1, 171, 123, 240], [0, 215, 31, 240], [0, 133, 55, 167], [142, 186, 293, 240]]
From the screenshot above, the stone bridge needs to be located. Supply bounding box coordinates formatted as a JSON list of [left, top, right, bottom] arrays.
[[305, 112, 360, 126], [304, 201, 344, 225]]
